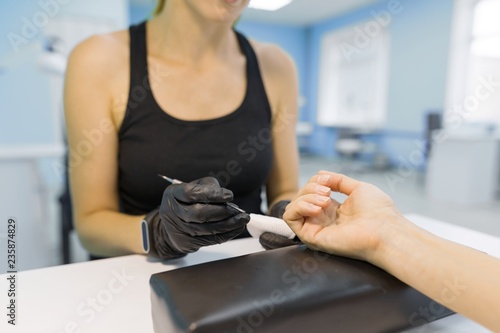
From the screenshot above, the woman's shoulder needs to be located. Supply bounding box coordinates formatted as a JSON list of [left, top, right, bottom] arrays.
[[247, 39, 298, 111], [248, 39, 297, 80], [67, 29, 130, 77]]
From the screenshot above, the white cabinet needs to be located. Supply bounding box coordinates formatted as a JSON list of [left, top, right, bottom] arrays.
[[426, 133, 500, 205]]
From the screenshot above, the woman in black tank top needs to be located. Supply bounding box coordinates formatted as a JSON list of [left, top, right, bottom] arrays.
[[64, 0, 300, 259]]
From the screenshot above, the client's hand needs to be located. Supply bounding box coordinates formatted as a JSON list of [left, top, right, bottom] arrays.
[[148, 177, 250, 259], [283, 171, 405, 263]]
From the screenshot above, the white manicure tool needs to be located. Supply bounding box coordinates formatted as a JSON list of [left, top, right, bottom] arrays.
[[247, 214, 295, 239]]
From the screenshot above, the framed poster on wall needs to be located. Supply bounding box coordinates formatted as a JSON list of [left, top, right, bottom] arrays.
[[317, 21, 390, 130]]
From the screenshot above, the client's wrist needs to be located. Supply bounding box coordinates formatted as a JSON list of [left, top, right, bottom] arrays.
[[367, 213, 417, 268]]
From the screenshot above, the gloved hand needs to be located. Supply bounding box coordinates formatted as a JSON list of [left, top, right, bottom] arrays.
[[147, 177, 250, 259], [259, 200, 301, 250], [268, 200, 290, 219]]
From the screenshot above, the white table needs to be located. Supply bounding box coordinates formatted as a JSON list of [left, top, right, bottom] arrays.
[[1, 214, 498, 333]]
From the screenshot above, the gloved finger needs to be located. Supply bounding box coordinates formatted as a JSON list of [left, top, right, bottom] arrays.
[[171, 213, 250, 236], [269, 200, 291, 219], [259, 232, 301, 250], [170, 202, 239, 223], [170, 177, 233, 204], [170, 226, 247, 253], [193, 226, 247, 247]]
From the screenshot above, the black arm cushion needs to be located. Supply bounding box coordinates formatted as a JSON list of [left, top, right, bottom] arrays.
[[150, 245, 453, 333]]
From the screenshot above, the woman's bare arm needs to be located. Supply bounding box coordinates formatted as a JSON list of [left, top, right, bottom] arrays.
[[254, 43, 300, 209], [64, 35, 145, 257], [378, 217, 500, 331], [284, 171, 500, 331]]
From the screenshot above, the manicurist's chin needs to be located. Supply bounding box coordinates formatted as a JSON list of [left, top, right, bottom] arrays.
[[223, 0, 243, 5]]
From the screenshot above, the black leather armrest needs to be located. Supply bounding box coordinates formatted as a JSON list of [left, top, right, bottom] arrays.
[[150, 245, 453, 333]]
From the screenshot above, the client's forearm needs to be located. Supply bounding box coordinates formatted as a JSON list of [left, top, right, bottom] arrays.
[[75, 210, 145, 257], [374, 218, 500, 331]]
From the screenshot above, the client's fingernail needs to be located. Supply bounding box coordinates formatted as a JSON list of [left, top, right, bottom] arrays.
[[307, 203, 320, 211], [316, 195, 330, 203], [316, 185, 330, 195], [318, 175, 330, 184]]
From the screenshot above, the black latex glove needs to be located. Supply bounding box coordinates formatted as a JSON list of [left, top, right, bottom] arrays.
[[259, 200, 302, 250], [147, 177, 250, 259], [268, 200, 290, 219]]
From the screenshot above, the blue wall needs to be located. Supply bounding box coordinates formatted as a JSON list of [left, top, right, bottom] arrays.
[[304, 0, 455, 160], [0, 1, 54, 144], [0, 1, 128, 188], [0, 0, 129, 146], [129, 3, 154, 25], [382, 0, 454, 162]]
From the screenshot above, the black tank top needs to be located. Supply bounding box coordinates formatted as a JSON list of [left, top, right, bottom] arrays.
[[118, 22, 273, 217]]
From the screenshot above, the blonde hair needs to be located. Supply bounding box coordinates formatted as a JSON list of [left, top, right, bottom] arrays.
[[154, 0, 166, 16]]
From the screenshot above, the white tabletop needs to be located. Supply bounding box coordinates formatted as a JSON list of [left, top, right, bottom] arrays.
[[1, 214, 498, 333], [0, 144, 64, 160]]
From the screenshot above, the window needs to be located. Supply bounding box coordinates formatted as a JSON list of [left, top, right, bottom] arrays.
[[317, 21, 390, 130], [446, 0, 500, 127], [467, 0, 500, 124]]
